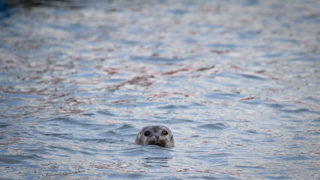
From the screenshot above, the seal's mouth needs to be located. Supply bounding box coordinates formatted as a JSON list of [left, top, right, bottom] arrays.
[[155, 142, 165, 147], [148, 141, 166, 147]]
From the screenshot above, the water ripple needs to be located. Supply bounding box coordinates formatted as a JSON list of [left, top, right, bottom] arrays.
[[198, 123, 228, 130]]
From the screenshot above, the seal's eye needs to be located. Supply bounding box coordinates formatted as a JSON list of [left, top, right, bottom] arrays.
[[161, 130, 168, 136], [144, 131, 151, 136]]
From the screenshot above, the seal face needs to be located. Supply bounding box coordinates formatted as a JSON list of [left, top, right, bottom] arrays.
[[135, 125, 174, 147]]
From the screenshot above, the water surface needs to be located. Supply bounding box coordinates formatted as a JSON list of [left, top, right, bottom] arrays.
[[1, 0, 320, 179]]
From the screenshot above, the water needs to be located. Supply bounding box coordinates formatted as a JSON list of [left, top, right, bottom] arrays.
[[0, 0, 320, 179]]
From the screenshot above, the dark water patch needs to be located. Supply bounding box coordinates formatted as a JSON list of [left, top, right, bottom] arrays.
[[0, 155, 23, 164], [0, 122, 11, 128], [100, 129, 118, 136], [116, 124, 134, 130], [289, 56, 319, 62], [43, 133, 71, 138], [242, 0, 259, 6], [198, 123, 228, 130], [4, 0, 91, 9], [281, 108, 318, 114], [265, 175, 290, 180], [0, 154, 41, 164], [292, 136, 306, 140], [97, 110, 116, 116], [22, 148, 51, 160], [41, 132, 75, 141], [302, 13, 320, 23], [81, 112, 95, 116], [245, 129, 258, 134], [0, 1, 11, 20], [309, 131, 320, 135], [157, 105, 189, 110], [239, 73, 266, 81], [267, 103, 284, 109], [270, 38, 300, 44]]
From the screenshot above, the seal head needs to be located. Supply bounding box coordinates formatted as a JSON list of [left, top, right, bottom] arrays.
[[135, 125, 174, 147]]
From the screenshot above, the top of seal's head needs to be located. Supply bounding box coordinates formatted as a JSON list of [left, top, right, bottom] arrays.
[[135, 125, 174, 148]]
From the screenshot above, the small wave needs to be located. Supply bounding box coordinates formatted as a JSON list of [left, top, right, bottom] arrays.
[[0, 122, 11, 128], [0, 154, 41, 164], [239, 73, 266, 81], [97, 110, 116, 116], [198, 123, 227, 130], [157, 105, 189, 109], [246, 129, 258, 134]]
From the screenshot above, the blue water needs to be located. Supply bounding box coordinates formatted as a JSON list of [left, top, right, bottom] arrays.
[[1, 0, 320, 179]]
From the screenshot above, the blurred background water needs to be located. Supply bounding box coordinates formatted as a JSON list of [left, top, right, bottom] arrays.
[[0, 0, 320, 179]]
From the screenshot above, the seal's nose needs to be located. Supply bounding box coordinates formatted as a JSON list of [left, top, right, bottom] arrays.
[[155, 135, 159, 142]]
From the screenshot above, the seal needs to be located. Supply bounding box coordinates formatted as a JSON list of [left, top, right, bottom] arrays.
[[135, 125, 174, 147]]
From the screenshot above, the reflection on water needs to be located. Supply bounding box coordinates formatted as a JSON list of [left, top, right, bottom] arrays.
[[1, 0, 320, 179]]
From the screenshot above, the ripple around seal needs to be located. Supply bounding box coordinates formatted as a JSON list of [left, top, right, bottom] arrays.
[[198, 123, 228, 130]]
